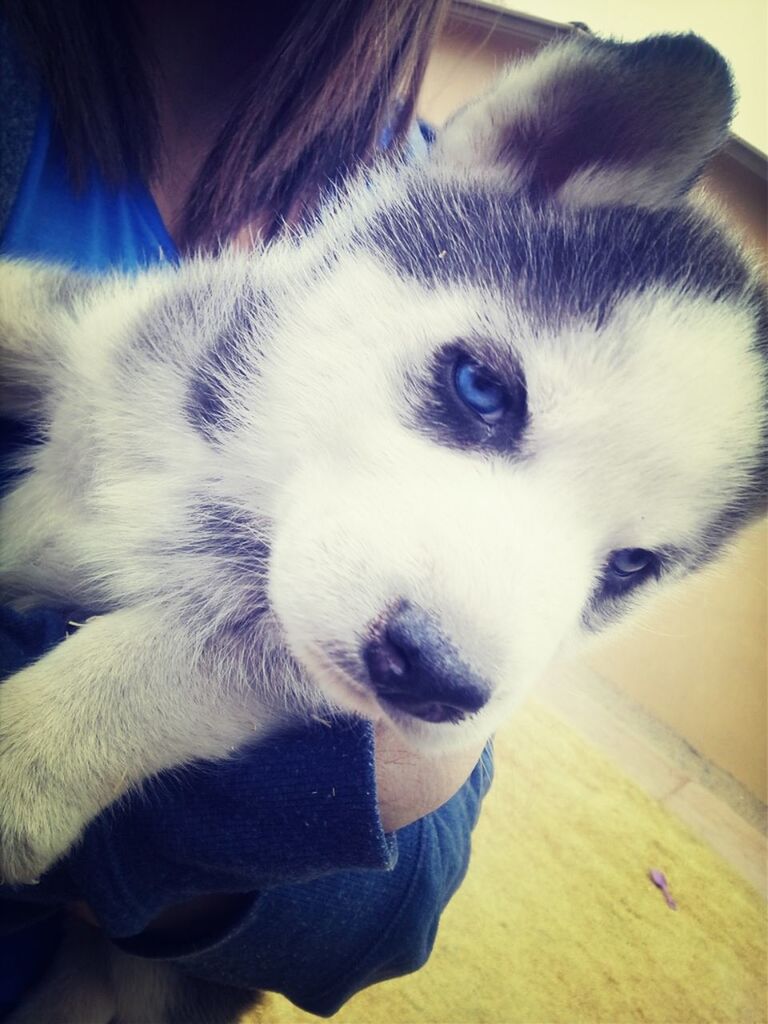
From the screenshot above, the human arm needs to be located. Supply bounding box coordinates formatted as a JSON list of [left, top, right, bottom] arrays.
[[0, 597, 491, 1017], [94, 747, 494, 1018], [68, 719, 486, 938], [375, 719, 487, 832]]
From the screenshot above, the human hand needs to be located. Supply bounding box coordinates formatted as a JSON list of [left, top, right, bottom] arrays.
[[373, 720, 487, 833]]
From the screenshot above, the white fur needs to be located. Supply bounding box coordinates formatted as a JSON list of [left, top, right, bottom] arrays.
[[0, 31, 765, 1024]]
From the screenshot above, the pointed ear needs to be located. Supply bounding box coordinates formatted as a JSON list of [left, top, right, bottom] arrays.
[[430, 33, 734, 209]]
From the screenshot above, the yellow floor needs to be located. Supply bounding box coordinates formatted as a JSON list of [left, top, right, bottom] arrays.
[[252, 701, 767, 1024]]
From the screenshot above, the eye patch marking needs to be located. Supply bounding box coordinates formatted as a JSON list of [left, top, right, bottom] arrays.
[[584, 546, 684, 632], [599, 547, 661, 597], [410, 341, 528, 455]]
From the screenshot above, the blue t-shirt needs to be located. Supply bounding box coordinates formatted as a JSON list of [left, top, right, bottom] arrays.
[[0, 80, 491, 1020], [2, 98, 177, 272]]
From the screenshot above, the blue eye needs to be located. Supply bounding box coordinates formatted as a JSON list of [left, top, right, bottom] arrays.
[[453, 357, 508, 423], [608, 548, 657, 578]]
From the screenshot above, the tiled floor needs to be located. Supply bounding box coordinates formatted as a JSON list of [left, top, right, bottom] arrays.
[[537, 661, 768, 898]]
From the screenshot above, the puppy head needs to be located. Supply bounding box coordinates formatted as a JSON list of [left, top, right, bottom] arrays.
[[243, 35, 765, 746]]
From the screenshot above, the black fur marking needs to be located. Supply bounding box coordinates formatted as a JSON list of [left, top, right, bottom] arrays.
[[364, 184, 753, 332], [186, 328, 244, 442], [185, 290, 271, 443], [121, 277, 270, 444], [503, 34, 733, 199], [409, 340, 529, 456], [693, 481, 768, 570], [583, 546, 683, 631], [158, 499, 271, 634], [191, 500, 269, 577]]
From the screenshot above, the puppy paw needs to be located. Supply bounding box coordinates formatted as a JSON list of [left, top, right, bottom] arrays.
[[0, 776, 89, 885], [0, 718, 95, 884], [0, 663, 99, 885]]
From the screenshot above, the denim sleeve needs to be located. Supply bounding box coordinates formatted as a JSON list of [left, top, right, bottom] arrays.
[[114, 747, 494, 1017], [0, 706, 397, 937]]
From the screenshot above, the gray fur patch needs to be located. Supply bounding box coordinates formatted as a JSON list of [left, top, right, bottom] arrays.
[[502, 34, 733, 199], [363, 184, 755, 334]]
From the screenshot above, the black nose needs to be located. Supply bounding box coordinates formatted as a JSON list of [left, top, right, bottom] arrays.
[[363, 603, 490, 724]]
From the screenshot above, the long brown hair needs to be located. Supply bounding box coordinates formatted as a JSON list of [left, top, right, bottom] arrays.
[[3, 0, 447, 251]]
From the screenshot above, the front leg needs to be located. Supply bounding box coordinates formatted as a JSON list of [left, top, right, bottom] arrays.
[[0, 604, 264, 884]]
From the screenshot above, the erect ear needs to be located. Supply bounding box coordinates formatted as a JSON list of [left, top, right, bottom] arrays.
[[429, 33, 734, 209]]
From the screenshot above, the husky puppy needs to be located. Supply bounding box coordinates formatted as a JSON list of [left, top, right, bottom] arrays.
[[0, 30, 766, 1023]]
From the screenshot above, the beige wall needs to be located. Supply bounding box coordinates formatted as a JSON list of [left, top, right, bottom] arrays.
[[587, 521, 767, 799], [420, 10, 767, 800]]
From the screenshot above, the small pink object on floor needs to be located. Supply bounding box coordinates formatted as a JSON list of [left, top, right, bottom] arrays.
[[649, 868, 678, 910]]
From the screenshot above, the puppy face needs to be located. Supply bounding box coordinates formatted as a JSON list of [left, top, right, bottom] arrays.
[[181, 33, 764, 746], [261, 212, 765, 747]]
